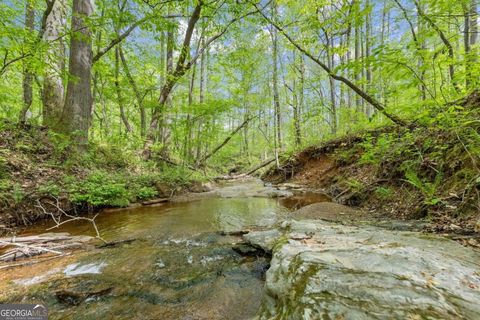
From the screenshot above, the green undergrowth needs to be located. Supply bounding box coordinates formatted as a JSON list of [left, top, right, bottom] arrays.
[[266, 100, 480, 224], [331, 105, 480, 218], [0, 120, 208, 225]]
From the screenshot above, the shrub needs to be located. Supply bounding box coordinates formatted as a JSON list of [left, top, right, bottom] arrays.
[[66, 171, 129, 207], [37, 181, 62, 197], [136, 186, 158, 200]]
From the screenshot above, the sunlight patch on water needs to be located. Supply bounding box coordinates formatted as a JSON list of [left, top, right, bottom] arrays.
[[64, 262, 107, 276]]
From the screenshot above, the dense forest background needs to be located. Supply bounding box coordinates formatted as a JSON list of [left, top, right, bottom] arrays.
[[1, 0, 477, 163], [1, 0, 480, 225]]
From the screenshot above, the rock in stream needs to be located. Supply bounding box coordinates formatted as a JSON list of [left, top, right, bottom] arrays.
[[245, 219, 480, 319]]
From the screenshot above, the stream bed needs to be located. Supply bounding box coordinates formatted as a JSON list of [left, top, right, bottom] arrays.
[[0, 180, 291, 319], [1, 179, 480, 319]]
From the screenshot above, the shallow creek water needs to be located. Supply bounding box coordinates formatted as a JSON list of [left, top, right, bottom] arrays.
[[0, 180, 297, 319], [2, 179, 479, 319]]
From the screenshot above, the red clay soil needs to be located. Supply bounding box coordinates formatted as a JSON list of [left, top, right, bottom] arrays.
[[263, 127, 480, 247], [290, 154, 338, 189]]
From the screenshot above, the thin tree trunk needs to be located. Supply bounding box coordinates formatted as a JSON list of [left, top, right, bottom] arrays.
[[20, 0, 35, 125], [255, 4, 407, 126], [365, 0, 372, 118], [92, 6, 105, 137], [197, 116, 254, 166], [195, 28, 206, 160], [271, 3, 282, 150], [465, 0, 478, 89], [293, 52, 303, 146], [414, 0, 458, 92], [61, 0, 94, 148], [118, 46, 145, 136], [115, 47, 132, 133], [354, 24, 361, 112], [143, 3, 202, 159], [325, 31, 337, 134], [298, 55, 304, 143]]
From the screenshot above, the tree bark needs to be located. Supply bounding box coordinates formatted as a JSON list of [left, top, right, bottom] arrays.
[[464, 0, 478, 89], [115, 47, 132, 133], [365, 0, 372, 117], [42, 0, 66, 128], [61, 0, 93, 148], [19, 0, 35, 125], [143, 3, 203, 159], [270, 3, 282, 150], [324, 30, 337, 134], [197, 116, 255, 166]]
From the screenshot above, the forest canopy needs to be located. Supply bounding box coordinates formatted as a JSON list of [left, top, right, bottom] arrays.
[[0, 0, 478, 168]]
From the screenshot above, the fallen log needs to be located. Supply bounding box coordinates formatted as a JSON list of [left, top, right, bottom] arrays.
[[0, 233, 93, 263], [0, 240, 63, 255], [245, 158, 275, 175], [0, 234, 71, 247], [141, 198, 169, 206]]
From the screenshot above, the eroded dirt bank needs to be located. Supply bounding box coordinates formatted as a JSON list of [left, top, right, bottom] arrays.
[[263, 126, 480, 246]]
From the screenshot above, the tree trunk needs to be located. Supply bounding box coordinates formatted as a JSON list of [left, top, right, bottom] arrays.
[[118, 46, 145, 136], [143, 3, 202, 159], [325, 31, 337, 134], [158, 21, 175, 147], [414, 1, 458, 91], [255, 3, 407, 126], [354, 24, 361, 112], [61, 0, 93, 148], [19, 0, 35, 125], [465, 0, 478, 89], [195, 32, 207, 161], [115, 47, 132, 133], [365, 0, 373, 118], [197, 116, 254, 166], [293, 52, 303, 146], [271, 3, 282, 150], [42, 0, 66, 128]]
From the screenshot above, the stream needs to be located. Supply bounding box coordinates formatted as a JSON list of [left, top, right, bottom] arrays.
[[1, 179, 480, 319], [0, 180, 296, 319]]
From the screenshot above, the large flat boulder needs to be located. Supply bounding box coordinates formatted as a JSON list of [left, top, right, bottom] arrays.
[[252, 219, 480, 319]]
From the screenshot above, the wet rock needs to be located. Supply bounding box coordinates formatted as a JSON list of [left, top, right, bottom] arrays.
[[97, 238, 136, 248], [56, 286, 113, 306], [155, 182, 172, 198], [243, 229, 281, 253], [276, 183, 304, 190], [64, 262, 107, 276], [55, 278, 113, 306], [255, 219, 480, 319], [189, 181, 215, 193]]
